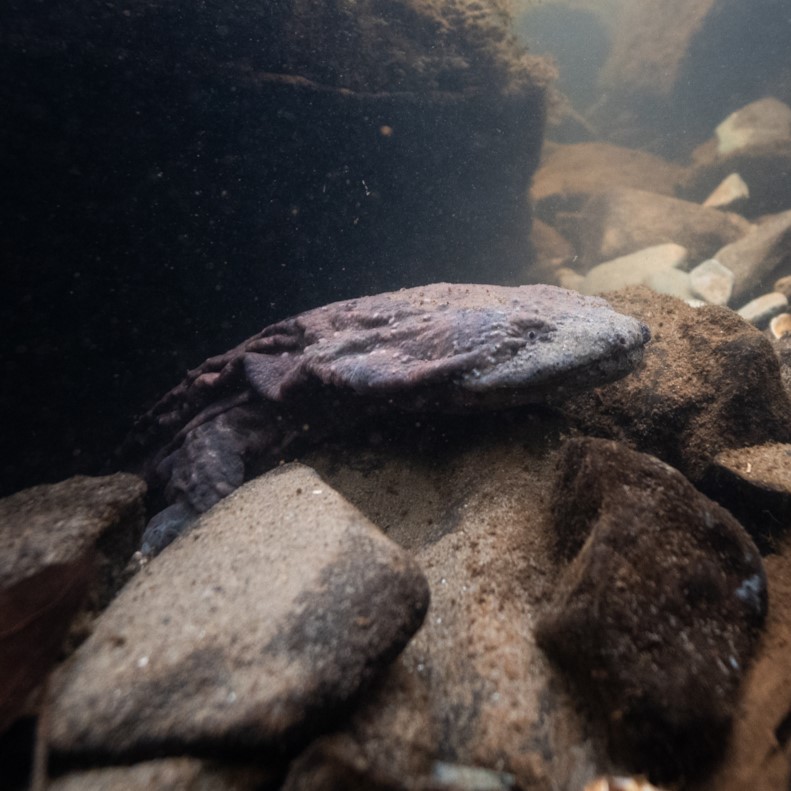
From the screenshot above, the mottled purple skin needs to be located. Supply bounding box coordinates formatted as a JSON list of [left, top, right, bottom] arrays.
[[123, 283, 650, 555]]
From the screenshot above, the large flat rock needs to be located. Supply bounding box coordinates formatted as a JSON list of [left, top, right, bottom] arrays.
[[532, 142, 683, 219], [577, 187, 750, 267], [48, 463, 429, 760]]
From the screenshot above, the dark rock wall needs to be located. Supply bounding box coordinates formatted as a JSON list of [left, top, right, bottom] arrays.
[[1, 0, 549, 495]]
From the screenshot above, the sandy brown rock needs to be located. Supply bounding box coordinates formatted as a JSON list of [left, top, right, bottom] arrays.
[[770, 313, 791, 340], [0, 473, 145, 735], [561, 287, 791, 482], [292, 412, 609, 790], [684, 140, 791, 219], [584, 779, 666, 791], [711, 210, 791, 304], [699, 443, 791, 550], [0, 474, 145, 592], [531, 142, 683, 221], [536, 438, 767, 778], [48, 464, 429, 761], [576, 188, 751, 267]]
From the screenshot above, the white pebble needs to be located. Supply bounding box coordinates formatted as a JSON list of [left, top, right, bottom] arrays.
[[689, 259, 735, 306], [737, 292, 789, 326]]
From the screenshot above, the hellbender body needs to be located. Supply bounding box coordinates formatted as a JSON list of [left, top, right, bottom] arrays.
[[122, 283, 650, 555]]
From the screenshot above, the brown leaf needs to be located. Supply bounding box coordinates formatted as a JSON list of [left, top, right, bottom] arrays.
[[0, 551, 93, 735]]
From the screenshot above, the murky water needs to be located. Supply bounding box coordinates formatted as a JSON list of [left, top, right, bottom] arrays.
[[4, 0, 789, 494]]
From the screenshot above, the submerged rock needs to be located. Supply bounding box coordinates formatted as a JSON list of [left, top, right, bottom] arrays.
[[702, 172, 750, 209], [715, 98, 791, 155], [562, 287, 791, 482], [531, 142, 683, 220], [576, 187, 750, 267], [700, 442, 791, 549], [537, 438, 767, 777], [641, 268, 695, 302], [528, 218, 576, 282], [47, 758, 273, 791], [774, 275, 791, 300], [770, 313, 791, 340], [585, 779, 666, 791], [689, 259, 735, 306], [711, 209, 791, 304], [294, 411, 602, 790], [590, 1, 791, 157], [685, 101, 791, 218], [579, 244, 688, 296], [0, 473, 145, 736], [48, 464, 429, 761], [775, 333, 791, 400], [736, 292, 789, 328]]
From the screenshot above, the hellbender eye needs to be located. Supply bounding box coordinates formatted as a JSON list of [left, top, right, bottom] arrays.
[[527, 331, 537, 341]]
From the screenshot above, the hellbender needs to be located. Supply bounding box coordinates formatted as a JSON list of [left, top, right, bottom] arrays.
[[122, 283, 651, 555]]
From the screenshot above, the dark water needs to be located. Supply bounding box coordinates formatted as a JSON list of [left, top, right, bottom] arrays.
[[2, 0, 790, 496]]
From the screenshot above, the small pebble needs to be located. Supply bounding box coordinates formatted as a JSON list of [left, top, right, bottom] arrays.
[[585, 778, 665, 791], [770, 312, 791, 339], [703, 172, 749, 209], [689, 258, 735, 306], [432, 761, 517, 790], [737, 292, 789, 327], [774, 274, 791, 300]]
